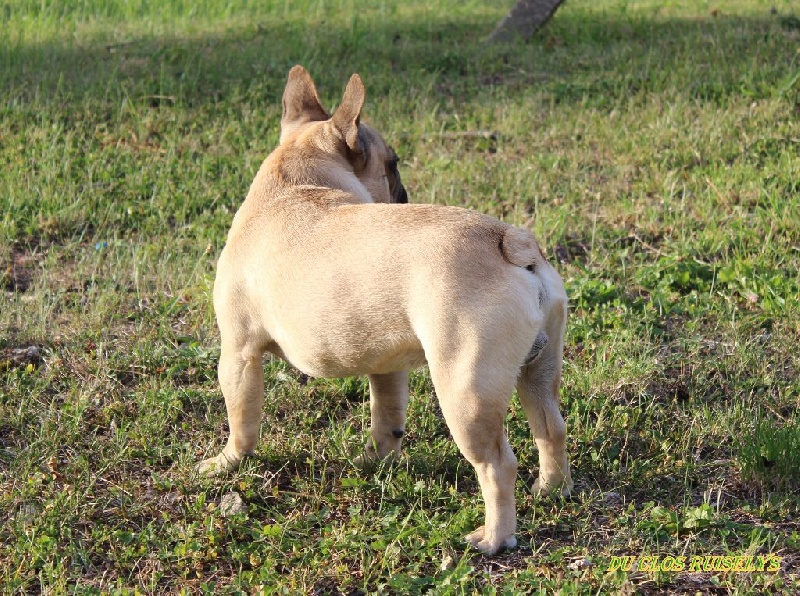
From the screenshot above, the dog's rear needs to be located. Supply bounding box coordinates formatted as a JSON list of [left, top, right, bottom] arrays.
[[405, 220, 571, 553], [501, 227, 573, 496]]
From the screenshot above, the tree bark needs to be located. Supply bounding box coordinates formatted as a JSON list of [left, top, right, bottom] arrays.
[[489, 0, 566, 43]]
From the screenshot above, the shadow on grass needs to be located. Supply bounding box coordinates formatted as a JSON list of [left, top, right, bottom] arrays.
[[1, 6, 796, 112]]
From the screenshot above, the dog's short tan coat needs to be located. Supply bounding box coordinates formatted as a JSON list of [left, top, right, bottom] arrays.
[[199, 66, 573, 555]]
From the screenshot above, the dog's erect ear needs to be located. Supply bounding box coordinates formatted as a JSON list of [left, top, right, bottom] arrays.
[[331, 74, 366, 155], [281, 66, 329, 139]]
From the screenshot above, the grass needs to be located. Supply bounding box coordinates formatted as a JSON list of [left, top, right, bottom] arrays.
[[1, 0, 799, 592]]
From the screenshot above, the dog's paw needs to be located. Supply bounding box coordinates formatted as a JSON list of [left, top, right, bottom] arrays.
[[353, 453, 374, 469], [464, 526, 517, 555], [353, 445, 378, 469], [196, 453, 239, 477], [354, 438, 402, 468], [532, 475, 573, 497], [353, 450, 398, 469]]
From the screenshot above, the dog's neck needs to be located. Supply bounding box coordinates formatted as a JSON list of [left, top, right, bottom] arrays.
[[251, 142, 373, 205], [296, 162, 373, 204]]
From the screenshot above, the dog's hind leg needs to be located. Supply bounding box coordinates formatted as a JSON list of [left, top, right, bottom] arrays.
[[197, 337, 265, 476], [429, 364, 520, 555], [516, 299, 573, 497], [356, 371, 409, 465]]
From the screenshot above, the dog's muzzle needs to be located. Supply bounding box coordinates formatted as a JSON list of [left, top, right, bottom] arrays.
[[393, 183, 408, 204], [386, 156, 408, 204], [389, 172, 408, 204]]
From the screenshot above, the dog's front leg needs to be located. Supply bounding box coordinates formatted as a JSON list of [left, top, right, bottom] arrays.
[[356, 371, 409, 465], [198, 341, 265, 476]]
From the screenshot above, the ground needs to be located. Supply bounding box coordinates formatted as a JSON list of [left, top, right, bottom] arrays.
[[1, 0, 799, 593]]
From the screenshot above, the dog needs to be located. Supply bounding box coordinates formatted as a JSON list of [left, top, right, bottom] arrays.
[[198, 65, 573, 555]]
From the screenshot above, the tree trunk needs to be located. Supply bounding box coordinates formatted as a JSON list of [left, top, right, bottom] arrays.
[[489, 0, 566, 43]]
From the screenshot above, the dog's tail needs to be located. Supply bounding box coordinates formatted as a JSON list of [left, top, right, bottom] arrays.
[[499, 226, 544, 271], [500, 226, 550, 363]]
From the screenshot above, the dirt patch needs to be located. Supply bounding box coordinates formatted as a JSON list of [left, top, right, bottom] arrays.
[[554, 234, 590, 264], [1, 244, 37, 292], [646, 366, 692, 403], [0, 345, 45, 371]]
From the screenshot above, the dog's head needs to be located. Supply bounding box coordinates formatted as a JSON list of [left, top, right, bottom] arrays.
[[279, 66, 408, 205]]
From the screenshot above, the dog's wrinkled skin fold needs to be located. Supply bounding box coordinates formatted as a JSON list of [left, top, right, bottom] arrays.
[[198, 66, 573, 555]]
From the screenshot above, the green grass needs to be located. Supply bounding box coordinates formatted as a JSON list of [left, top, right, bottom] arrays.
[[1, 0, 799, 592]]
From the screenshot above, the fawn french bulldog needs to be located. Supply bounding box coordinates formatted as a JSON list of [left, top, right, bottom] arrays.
[[198, 66, 572, 554]]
